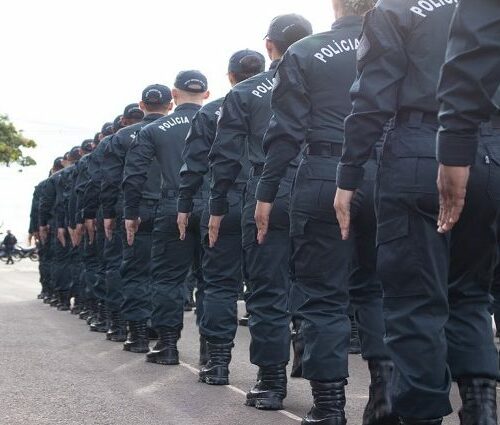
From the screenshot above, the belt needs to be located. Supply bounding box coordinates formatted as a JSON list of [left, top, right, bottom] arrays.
[[305, 142, 343, 157], [140, 198, 159, 206], [396, 110, 438, 126]]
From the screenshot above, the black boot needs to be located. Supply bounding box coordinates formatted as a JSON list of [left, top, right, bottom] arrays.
[[56, 291, 70, 311], [79, 303, 90, 320], [86, 300, 98, 325], [199, 341, 233, 385], [246, 364, 287, 410], [71, 298, 83, 315], [199, 335, 209, 366], [49, 294, 59, 307], [458, 377, 497, 425], [302, 380, 347, 425], [146, 328, 180, 365], [239, 312, 250, 327], [147, 326, 159, 340], [349, 315, 361, 355], [399, 419, 442, 424], [89, 302, 108, 333], [123, 320, 149, 353], [106, 311, 127, 342], [291, 321, 304, 378], [43, 293, 52, 304], [37, 293, 44, 300], [363, 360, 398, 425]]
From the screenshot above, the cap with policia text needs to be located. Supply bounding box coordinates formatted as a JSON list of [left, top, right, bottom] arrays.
[[81, 139, 94, 153], [123, 103, 144, 120], [101, 122, 114, 137], [142, 84, 172, 105], [174, 70, 208, 93], [113, 114, 123, 132], [228, 49, 266, 74], [265, 14, 313, 44]]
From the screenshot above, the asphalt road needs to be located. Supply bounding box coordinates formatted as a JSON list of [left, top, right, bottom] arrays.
[[0, 261, 491, 425]]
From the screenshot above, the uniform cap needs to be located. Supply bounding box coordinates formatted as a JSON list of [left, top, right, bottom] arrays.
[[81, 139, 94, 153], [174, 70, 208, 93], [53, 156, 64, 170], [123, 103, 144, 120], [142, 84, 172, 105], [113, 115, 124, 132], [228, 49, 266, 74], [265, 14, 313, 44], [69, 146, 82, 161], [101, 122, 114, 137]]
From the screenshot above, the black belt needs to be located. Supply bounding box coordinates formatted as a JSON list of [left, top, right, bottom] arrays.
[[305, 142, 343, 157], [396, 110, 438, 126]]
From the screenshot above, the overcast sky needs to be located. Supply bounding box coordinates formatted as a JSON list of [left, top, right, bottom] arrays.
[[0, 0, 334, 242]]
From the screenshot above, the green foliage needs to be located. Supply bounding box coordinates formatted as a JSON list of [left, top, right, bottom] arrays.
[[0, 114, 37, 166]]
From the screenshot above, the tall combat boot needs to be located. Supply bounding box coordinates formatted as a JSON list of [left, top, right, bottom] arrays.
[[349, 315, 361, 354], [399, 419, 442, 425], [199, 335, 209, 366], [86, 300, 98, 325], [199, 341, 233, 385], [49, 293, 59, 307], [363, 360, 398, 425], [106, 311, 127, 342], [302, 380, 347, 425], [56, 290, 70, 311], [89, 302, 108, 333], [123, 320, 149, 353], [246, 364, 287, 410], [290, 320, 304, 378], [458, 377, 497, 425], [146, 328, 180, 365]]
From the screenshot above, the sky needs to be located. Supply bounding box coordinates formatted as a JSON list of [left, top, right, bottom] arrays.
[[0, 0, 334, 243]]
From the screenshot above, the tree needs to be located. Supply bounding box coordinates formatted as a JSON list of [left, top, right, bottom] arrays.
[[0, 114, 36, 166]]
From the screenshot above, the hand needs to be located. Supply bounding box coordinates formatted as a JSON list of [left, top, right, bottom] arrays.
[[333, 188, 355, 240], [33, 231, 39, 242], [85, 219, 97, 245], [208, 215, 224, 248], [437, 164, 470, 233], [177, 212, 191, 241], [104, 218, 116, 241], [125, 218, 141, 246], [254, 201, 273, 245], [57, 228, 66, 247], [39, 225, 50, 244], [74, 223, 84, 247], [28, 233, 34, 246]]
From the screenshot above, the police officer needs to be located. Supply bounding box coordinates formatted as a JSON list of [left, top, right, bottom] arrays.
[[334, 1, 498, 424], [208, 14, 312, 410], [84, 107, 144, 341], [176, 51, 265, 380], [123, 71, 209, 365], [253, 1, 394, 423], [101, 85, 169, 353]]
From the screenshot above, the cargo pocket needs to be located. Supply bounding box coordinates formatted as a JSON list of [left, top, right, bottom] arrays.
[[485, 143, 500, 201], [376, 214, 424, 297]]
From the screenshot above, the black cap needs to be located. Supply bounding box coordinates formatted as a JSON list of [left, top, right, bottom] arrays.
[[113, 115, 123, 132], [123, 103, 144, 120], [69, 146, 82, 161], [81, 139, 94, 153], [53, 156, 64, 170], [63, 152, 70, 160], [228, 49, 266, 74], [93, 132, 100, 144], [265, 14, 313, 44], [101, 122, 114, 137], [142, 84, 172, 105], [174, 70, 208, 93]]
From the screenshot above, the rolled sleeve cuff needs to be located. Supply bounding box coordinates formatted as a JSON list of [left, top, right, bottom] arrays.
[[437, 132, 478, 166], [255, 181, 279, 203], [336, 164, 365, 191], [83, 209, 97, 220], [177, 198, 194, 214], [123, 207, 140, 220], [209, 198, 228, 216], [102, 209, 116, 219]]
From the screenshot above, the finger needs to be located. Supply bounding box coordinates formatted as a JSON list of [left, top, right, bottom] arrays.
[[338, 208, 350, 240], [256, 220, 268, 245], [209, 226, 218, 248], [179, 224, 186, 241]]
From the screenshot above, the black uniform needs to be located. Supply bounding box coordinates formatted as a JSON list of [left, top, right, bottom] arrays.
[[337, 0, 498, 420], [209, 62, 294, 369], [256, 15, 388, 384], [123, 103, 202, 333], [102, 114, 163, 323], [29, 183, 49, 296], [179, 98, 248, 344]]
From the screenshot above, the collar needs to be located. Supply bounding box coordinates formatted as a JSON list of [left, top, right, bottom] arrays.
[[174, 103, 202, 113], [269, 60, 280, 72], [331, 15, 363, 31], [143, 112, 165, 122]]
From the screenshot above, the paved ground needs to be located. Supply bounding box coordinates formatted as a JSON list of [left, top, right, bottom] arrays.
[[0, 261, 492, 424]]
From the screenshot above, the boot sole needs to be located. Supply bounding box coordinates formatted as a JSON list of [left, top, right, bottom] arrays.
[[89, 327, 107, 333], [109, 337, 127, 343], [123, 346, 149, 354], [199, 376, 229, 385], [145, 357, 179, 365], [246, 398, 283, 410]]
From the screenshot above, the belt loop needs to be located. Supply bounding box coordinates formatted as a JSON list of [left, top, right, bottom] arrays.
[[408, 111, 424, 128]]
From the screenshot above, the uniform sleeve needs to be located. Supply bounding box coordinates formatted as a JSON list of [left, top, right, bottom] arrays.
[[83, 145, 105, 219], [122, 127, 156, 219], [75, 159, 91, 224], [337, 6, 408, 190], [68, 168, 81, 227], [101, 134, 128, 219], [39, 178, 56, 227], [437, 0, 500, 166], [256, 51, 311, 203], [208, 91, 248, 215], [29, 185, 40, 233], [178, 110, 215, 213]]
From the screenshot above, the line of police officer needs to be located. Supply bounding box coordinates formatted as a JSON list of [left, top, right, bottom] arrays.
[[27, 1, 499, 424]]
